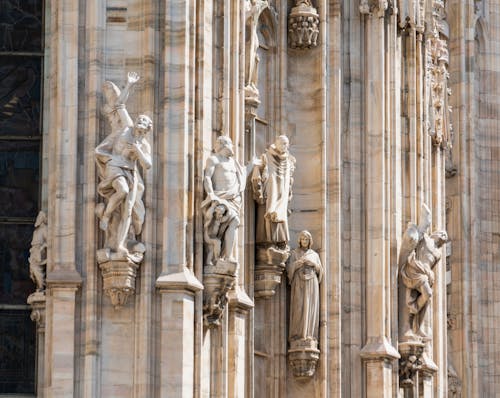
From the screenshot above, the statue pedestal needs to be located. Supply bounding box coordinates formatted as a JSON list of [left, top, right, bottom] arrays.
[[98, 257, 140, 309], [398, 340, 425, 389], [288, 3, 320, 49], [27, 291, 46, 329], [288, 339, 320, 379], [203, 259, 238, 327], [254, 245, 290, 299]]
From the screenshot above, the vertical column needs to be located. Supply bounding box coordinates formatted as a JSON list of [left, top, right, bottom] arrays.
[[44, 0, 82, 396], [359, 3, 400, 397], [156, 0, 203, 396], [81, 1, 103, 397], [228, 2, 254, 397]]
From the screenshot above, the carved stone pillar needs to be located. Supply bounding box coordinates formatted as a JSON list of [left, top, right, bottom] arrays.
[[359, 3, 400, 397]]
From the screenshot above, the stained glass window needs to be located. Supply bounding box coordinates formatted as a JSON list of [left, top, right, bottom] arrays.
[[0, 0, 42, 394]]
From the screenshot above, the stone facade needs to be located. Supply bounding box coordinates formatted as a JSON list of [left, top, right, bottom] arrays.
[[4, 0, 499, 397]]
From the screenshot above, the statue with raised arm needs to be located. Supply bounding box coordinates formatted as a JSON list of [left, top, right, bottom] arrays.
[[29, 211, 47, 292], [95, 72, 152, 263], [398, 204, 448, 339]]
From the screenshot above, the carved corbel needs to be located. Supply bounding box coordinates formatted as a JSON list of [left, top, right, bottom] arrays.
[[288, 0, 320, 49], [360, 0, 389, 16], [398, 341, 425, 388]]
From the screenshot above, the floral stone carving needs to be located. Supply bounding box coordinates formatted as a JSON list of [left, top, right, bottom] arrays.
[[287, 231, 323, 379], [251, 135, 295, 298], [95, 72, 152, 308], [202, 136, 255, 326], [288, 0, 319, 49]]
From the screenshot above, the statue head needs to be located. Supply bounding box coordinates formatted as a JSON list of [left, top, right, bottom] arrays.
[[34, 211, 47, 228], [430, 230, 448, 247], [214, 204, 227, 220], [134, 114, 153, 136], [274, 135, 289, 154], [297, 230, 313, 249], [214, 135, 234, 157]]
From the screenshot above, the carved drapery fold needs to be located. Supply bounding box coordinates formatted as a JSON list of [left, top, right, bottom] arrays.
[[252, 136, 295, 298]]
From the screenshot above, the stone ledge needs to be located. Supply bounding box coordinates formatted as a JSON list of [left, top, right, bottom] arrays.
[[156, 268, 203, 293], [360, 336, 400, 361], [228, 286, 254, 311], [46, 269, 82, 288]]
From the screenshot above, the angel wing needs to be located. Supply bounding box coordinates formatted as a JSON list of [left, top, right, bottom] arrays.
[[398, 222, 420, 270], [417, 203, 432, 235]]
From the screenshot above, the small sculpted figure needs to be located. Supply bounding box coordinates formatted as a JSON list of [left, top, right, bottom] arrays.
[[399, 204, 448, 338], [252, 135, 295, 247], [29, 211, 47, 292], [95, 72, 152, 261], [287, 230, 323, 344], [245, 0, 268, 100]]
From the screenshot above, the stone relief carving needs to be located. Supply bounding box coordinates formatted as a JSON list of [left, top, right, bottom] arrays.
[[29, 211, 47, 292], [399, 343, 424, 388], [252, 135, 295, 298], [399, 204, 447, 341], [288, 0, 319, 49], [287, 230, 322, 379], [202, 136, 256, 326], [427, 0, 454, 153], [95, 72, 152, 308], [245, 0, 269, 106]]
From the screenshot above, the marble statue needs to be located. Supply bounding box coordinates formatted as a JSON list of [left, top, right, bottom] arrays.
[[201, 135, 258, 326], [95, 72, 152, 262], [287, 230, 323, 343], [29, 211, 47, 292], [245, 0, 269, 104], [202, 136, 246, 265], [252, 135, 295, 247], [399, 204, 448, 339]]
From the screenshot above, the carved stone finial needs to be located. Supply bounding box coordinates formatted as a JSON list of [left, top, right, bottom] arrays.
[[288, 1, 319, 49], [29, 211, 47, 292], [95, 72, 152, 309], [252, 135, 295, 298], [287, 231, 323, 379]]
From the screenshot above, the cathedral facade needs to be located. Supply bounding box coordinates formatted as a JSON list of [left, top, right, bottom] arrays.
[[1, 0, 499, 397]]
